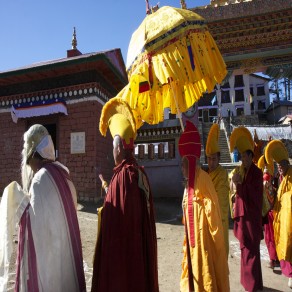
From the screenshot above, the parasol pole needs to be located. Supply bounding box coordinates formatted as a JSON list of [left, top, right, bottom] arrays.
[[170, 82, 185, 131]]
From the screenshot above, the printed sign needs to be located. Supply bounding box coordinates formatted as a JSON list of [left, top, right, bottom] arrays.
[[71, 132, 85, 154]]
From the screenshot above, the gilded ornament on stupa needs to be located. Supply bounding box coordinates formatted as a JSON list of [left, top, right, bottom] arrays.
[[72, 27, 77, 49], [180, 0, 187, 9]]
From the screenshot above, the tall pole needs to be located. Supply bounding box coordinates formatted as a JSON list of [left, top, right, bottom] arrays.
[[273, 100, 275, 125]]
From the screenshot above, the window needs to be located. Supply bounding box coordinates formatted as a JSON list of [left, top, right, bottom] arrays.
[[135, 140, 175, 160], [250, 87, 254, 96], [257, 86, 265, 96], [208, 108, 218, 122], [169, 113, 176, 119], [221, 91, 231, 103], [221, 81, 230, 89], [234, 75, 244, 87], [198, 109, 203, 122], [236, 107, 244, 116], [235, 89, 244, 102], [258, 100, 266, 110]]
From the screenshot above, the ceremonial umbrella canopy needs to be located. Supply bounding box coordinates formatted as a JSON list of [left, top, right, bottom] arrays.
[[117, 5, 227, 129]]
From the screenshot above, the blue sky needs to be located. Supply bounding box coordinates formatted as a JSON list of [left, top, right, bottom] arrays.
[[0, 0, 210, 72]]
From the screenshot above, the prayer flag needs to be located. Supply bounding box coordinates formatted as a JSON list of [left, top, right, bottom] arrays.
[[211, 95, 217, 105]]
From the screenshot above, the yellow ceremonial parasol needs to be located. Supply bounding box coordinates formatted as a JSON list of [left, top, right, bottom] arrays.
[[117, 5, 227, 129]]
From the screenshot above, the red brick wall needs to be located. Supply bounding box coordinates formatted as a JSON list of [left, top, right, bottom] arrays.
[[0, 112, 26, 193], [0, 100, 115, 201], [58, 100, 114, 201]]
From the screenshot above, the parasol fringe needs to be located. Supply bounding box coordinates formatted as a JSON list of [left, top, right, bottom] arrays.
[[170, 81, 184, 131]]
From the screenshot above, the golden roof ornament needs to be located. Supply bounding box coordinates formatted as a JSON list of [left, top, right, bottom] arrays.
[[145, 0, 159, 14], [72, 27, 77, 49], [180, 0, 187, 9]]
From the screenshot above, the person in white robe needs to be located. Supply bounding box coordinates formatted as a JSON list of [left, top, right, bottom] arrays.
[[0, 124, 85, 292]]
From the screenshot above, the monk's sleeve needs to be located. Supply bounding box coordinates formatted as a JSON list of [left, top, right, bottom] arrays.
[[274, 189, 292, 262], [237, 166, 263, 213], [216, 169, 230, 219], [119, 166, 147, 232], [201, 174, 225, 250], [0, 182, 28, 291]]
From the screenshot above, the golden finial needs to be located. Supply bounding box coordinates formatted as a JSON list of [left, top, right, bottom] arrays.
[[145, 0, 151, 14], [180, 0, 187, 9], [72, 27, 77, 49]]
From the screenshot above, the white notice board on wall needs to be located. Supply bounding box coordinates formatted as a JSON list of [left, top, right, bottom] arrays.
[[71, 132, 85, 154]]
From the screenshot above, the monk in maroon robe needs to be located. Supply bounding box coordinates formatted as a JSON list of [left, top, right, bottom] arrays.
[[232, 150, 264, 292], [91, 98, 159, 292]]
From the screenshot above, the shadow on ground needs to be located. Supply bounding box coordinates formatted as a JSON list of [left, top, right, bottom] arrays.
[[77, 199, 102, 214], [78, 197, 183, 226], [153, 197, 183, 225], [262, 288, 285, 292]]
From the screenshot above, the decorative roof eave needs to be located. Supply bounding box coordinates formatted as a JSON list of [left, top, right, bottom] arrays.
[[190, 1, 292, 75], [250, 73, 270, 81], [0, 82, 110, 109], [0, 51, 128, 90], [192, 0, 292, 22], [225, 51, 292, 74], [0, 51, 123, 76], [11, 98, 68, 123], [136, 127, 182, 142], [136, 119, 182, 141]]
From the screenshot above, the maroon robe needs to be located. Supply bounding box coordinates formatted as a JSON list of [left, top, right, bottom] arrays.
[[264, 210, 278, 261], [233, 163, 263, 292], [91, 156, 159, 292]]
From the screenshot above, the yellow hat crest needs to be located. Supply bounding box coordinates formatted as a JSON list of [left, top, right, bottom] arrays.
[[257, 154, 274, 175], [99, 98, 137, 148], [257, 155, 265, 171], [229, 126, 254, 154], [265, 139, 289, 164], [206, 123, 220, 156]]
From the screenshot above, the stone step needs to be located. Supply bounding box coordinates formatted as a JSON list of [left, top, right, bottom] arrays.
[[200, 122, 232, 164]]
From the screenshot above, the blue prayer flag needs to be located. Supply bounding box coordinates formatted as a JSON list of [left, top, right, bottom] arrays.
[[211, 95, 217, 105]]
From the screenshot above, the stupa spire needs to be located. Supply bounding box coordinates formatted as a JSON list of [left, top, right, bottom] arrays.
[[72, 27, 77, 49]]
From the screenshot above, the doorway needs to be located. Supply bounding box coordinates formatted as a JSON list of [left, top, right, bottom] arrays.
[[203, 109, 209, 123], [27, 116, 58, 158], [236, 107, 244, 116]]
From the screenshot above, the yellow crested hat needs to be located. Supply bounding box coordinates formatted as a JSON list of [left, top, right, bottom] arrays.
[[229, 126, 254, 154], [257, 154, 274, 174], [265, 139, 289, 164], [99, 97, 136, 149], [206, 123, 220, 156], [257, 155, 265, 171]]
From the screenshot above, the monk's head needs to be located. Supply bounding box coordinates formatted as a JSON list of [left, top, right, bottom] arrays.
[[276, 159, 290, 177], [21, 124, 55, 193], [113, 135, 133, 166], [207, 152, 220, 173], [241, 149, 254, 170]]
